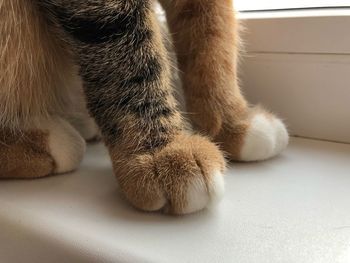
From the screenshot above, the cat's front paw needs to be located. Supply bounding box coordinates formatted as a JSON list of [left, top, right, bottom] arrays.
[[0, 116, 86, 179], [111, 134, 226, 215], [218, 109, 289, 162]]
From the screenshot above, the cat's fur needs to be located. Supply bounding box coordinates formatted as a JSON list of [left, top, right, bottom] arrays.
[[0, 0, 289, 214]]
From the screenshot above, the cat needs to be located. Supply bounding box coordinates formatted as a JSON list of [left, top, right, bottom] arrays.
[[0, 0, 289, 215]]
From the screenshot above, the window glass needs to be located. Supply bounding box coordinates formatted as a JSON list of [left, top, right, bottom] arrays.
[[235, 0, 350, 11]]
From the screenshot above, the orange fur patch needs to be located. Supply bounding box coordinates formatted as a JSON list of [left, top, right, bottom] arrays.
[[0, 130, 55, 178]]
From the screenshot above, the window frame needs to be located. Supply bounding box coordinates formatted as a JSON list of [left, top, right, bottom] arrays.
[[238, 8, 350, 144]]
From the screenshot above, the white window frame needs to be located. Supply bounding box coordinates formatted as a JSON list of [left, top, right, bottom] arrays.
[[238, 9, 350, 144], [235, 1, 350, 12]]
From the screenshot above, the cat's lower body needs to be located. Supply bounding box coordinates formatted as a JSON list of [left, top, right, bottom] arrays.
[[0, 0, 288, 214]]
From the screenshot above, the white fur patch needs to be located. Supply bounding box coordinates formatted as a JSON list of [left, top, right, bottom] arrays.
[[207, 170, 225, 207], [272, 118, 290, 154], [241, 114, 289, 161], [183, 170, 224, 214], [40, 117, 86, 174]]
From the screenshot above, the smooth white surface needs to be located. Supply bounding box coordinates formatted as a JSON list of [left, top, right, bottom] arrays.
[[0, 138, 350, 263]]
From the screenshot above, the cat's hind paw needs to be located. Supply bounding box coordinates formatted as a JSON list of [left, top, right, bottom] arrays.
[[240, 112, 289, 161], [218, 109, 289, 162]]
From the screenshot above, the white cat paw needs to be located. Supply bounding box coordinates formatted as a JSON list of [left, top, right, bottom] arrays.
[[40, 117, 86, 173], [240, 113, 289, 161]]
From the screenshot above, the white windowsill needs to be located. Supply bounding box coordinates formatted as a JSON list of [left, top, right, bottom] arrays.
[[1, 138, 349, 262]]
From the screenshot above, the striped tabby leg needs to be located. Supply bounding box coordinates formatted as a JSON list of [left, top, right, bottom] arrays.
[[161, 0, 289, 161], [40, 0, 226, 214]]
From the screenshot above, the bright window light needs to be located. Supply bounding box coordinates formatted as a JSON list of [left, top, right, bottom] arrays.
[[235, 0, 350, 11]]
